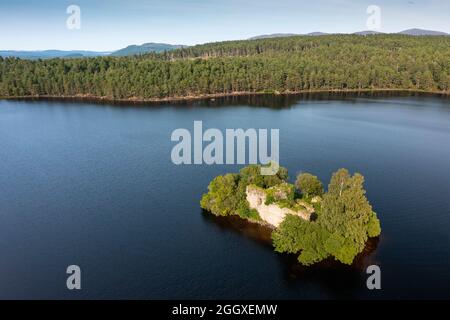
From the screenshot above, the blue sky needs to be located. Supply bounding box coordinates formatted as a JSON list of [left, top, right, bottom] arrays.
[[1, 0, 449, 51]]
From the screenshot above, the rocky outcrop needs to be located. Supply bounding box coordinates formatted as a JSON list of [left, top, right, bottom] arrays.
[[246, 185, 312, 227]]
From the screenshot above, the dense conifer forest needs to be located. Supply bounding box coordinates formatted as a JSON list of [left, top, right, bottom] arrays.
[[1, 35, 449, 100]]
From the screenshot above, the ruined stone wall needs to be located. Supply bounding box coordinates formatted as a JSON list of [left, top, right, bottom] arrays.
[[246, 185, 311, 227]]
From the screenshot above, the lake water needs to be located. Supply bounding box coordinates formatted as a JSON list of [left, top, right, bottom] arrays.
[[1, 93, 449, 299]]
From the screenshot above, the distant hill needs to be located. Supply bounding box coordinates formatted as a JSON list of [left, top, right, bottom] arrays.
[[111, 43, 185, 56], [353, 30, 384, 35], [0, 50, 110, 59], [248, 33, 298, 40], [0, 43, 185, 59], [397, 28, 449, 36], [305, 32, 329, 36], [249, 32, 332, 40], [249, 29, 448, 39]]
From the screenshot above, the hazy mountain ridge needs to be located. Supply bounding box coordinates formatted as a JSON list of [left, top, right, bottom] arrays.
[[249, 33, 298, 40], [0, 50, 111, 59], [249, 28, 449, 39], [353, 30, 384, 35], [0, 43, 185, 59], [110, 43, 185, 56], [2, 28, 448, 59], [397, 28, 449, 36]]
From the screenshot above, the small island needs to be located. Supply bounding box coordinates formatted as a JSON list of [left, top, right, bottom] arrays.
[[201, 165, 381, 266]]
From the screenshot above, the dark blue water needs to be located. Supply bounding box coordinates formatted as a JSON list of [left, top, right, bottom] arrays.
[[1, 94, 449, 299]]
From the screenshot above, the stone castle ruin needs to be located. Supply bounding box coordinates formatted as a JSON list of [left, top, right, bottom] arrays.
[[246, 184, 314, 227]]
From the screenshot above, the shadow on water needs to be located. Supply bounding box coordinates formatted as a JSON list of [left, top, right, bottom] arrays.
[[201, 209, 275, 248], [201, 210, 381, 299], [276, 237, 380, 299], [182, 91, 450, 109], [11, 90, 450, 110]]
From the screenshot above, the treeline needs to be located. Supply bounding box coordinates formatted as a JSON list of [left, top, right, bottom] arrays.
[[1, 35, 449, 100]]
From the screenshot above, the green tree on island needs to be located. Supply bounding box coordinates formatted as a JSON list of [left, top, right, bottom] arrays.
[[200, 165, 288, 220], [295, 173, 324, 198], [274, 168, 381, 265]]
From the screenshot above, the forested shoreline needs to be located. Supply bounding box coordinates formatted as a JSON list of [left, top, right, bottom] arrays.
[[1, 35, 449, 101]]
